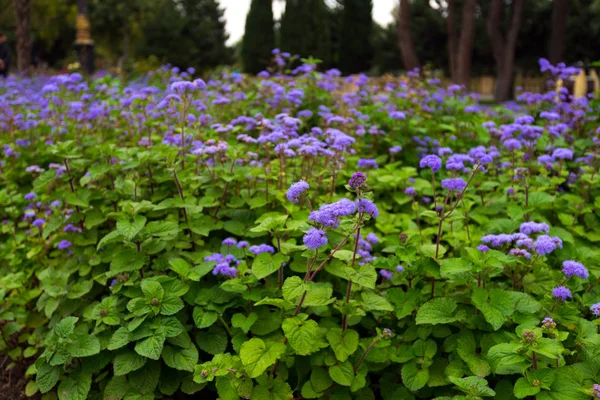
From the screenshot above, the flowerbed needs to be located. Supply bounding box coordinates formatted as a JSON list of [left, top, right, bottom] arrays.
[[1, 56, 600, 400]]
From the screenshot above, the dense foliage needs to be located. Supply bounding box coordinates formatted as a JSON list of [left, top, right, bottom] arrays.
[[242, 0, 276, 74], [1, 56, 600, 400]]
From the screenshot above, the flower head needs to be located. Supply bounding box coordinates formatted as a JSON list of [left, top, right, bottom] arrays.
[[366, 232, 379, 244], [249, 244, 275, 255], [534, 235, 562, 255], [237, 241, 249, 249], [357, 198, 379, 218], [562, 260, 588, 279], [519, 221, 550, 235], [58, 240, 72, 250], [286, 180, 310, 203], [441, 178, 467, 192], [32, 218, 45, 228], [24, 192, 37, 201], [348, 172, 367, 189], [419, 154, 442, 172], [396, 265, 404, 273], [542, 317, 556, 329], [303, 228, 328, 250], [552, 286, 572, 301], [379, 269, 393, 280], [590, 303, 600, 316], [405, 187, 416, 196], [222, 238, 237, 247]]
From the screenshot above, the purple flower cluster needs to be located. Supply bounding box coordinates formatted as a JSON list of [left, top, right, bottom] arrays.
[[357, 158, 378, 169], [205, 253, 240, 278], [309, 198, 356, 227], [552, 286, 572, 301], [357, 198, 379, 218], [480, 221, 561, 257], [303, 228, 328, 250], [248, 244, 275, 255], [419, 154, 442, 172], [348, 172, 366, 189], [591, 303, 600, 316], [562, 260, 588, 279], [441, 178, 467, 192], [286, 180, 310, 203]]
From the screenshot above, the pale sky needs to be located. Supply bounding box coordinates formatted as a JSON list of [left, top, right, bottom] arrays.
[[218, 0, 397, 45]]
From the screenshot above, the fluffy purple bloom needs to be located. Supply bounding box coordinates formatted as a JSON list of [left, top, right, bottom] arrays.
[[309, 198, 357, 227], [249, 244, 275, 255], [552, 286, 572, 301], [64, 224, 82, 233], [366, 233, 379, 244], [348, 172, 367, 188], [441, 178, 467, 192], [590, 303, 600, 316], [542, 317, 556, 329], [32, 218, 45, 228], [477, 244, 489, 252], [213, 262, 237, 278], [420, 154, 442, 172], [303, 228, 328, 250], [50, 200, 61, 208], [503, 139, 522, 151], [205, 253, 225, 263], [389, 146, 402, 154], [562, 260, 588, 279], [396, 265, 404, 273], [519, 221, 550, 235], [237, 241, 249, 249], [357, 158, 378, 169], [24, 192, 37, 201], [222, 237, 237, 246], [58, 240, 72, 250], [379, 270, 393, 280], [552, 148, 573, 160], [110, 279, 118, 287], [357, 198, 379, 218], [405, 187, 417, 196], [534, 235, 562, 255], [286, 180, 310, 203]]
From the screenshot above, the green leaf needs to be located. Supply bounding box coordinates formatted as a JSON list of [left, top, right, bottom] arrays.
[[252, 378, 293, 400], [169, 258, 191, 278], [104, 375, 129, 400], [111, 249, 145, 274], [303, 284, 334, 307], [160, 296, 184, 315], [66, 328, 100, 357], [231, 313, 258, 334], [415, 298, 465, 325], [439, 258, 473, 277], [128, 360, 161, 395], [329, 361, 354, 386], [347, 265, 377, 289], [250, 215, 288, 233], [134, 332, 166, 360], [401, 360, 429, 391], [240, 338, 286, 378], [282, 276, 309, 302], [252, 253, 286, 280], [36, 362, 60, 393], [282, 314, 325, 356], [361, 292, 394, 312], [162, 345, 199, 372], [456, 330, 490, 377], [326, 328, 359, 362], [117, 215, 147, 241], [332, 250, 355, 262], [113, 350, 147, 376], [55, 316, 78, 338], [196, 326, 228, 355], [449, 376, 496, 397], [215, 375, 239, 400], [193, 307, 218, 329], [513, 377, 540, 398], [472, 288, 514, 330], [141, 280, 164, 300], [57, 373, 92, 400]]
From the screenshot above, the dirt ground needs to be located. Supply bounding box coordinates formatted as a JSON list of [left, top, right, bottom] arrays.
[[0, 355, 40, 400]]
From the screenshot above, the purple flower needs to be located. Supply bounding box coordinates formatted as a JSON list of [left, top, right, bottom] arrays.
[[519, 221, 550, 235], [379, 270, 393, 280], [366, 233, 379, 244], [357, 158, 378, 169], [534, 235, 562, 255], [222, 238, 237, 246], [590, 303, 600, 316], [348, 172, 367, 189], [477, 244, 489, 252], [24, 192, 37, 201], [396, 265, 404, 273], [506, 187, 515, 195], [389, 146, 402, 154], [64, 224, 82, 233], [357, 198, 379, 218], [213, 262, 237, 278], [552, 148, 573, 160], [249, 244, 275, 255], [503, 139, 522, 151], [562, 260, 588, 279], [552, 286, 572, 301], [237, 241, 249, 249], [420, 154, 442, 172], [50, 200, 61, 208], [286, 180, 310, 203], [303, 228, 328, 250], [58, 240, 72, 250], [309, 199, 357, 227], [32, 218, 45, 228], [110, 279, 118, 287], [542, 317, 556, 329], [441, 178, 467, 192], [405, 187, 416, 196]]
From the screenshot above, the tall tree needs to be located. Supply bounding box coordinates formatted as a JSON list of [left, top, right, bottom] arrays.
[[12, 0, 31, 72], [397, 0, 420, 71], [339, 0, 373, 74], [242, 0, 275, 74], [446, 0, 477, 86], [486, 0, 525, 101], [549, 0, 568, 65], [279, 0, 331, 66]]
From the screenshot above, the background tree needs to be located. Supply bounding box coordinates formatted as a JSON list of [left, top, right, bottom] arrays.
[[549, 0, 568, 65], [445, 0, 477, 86], [339, 0, 373, 74], [487, 0, 526, 101], [12, 0, 31, 72], [242, 0, 275, 74], [397, 0, 420, 71]]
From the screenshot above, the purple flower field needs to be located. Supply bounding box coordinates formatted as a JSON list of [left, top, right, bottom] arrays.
[[1, 56, 600, 399]]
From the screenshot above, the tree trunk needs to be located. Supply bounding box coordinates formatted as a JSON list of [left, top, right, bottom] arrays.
[[397, 0, 420, 71], [549, 0, 568, 65], [447, 0, 458, 81], [456, 0, 477, 86], [12, 0, 31, 73], [487, 0, 525, 102]]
